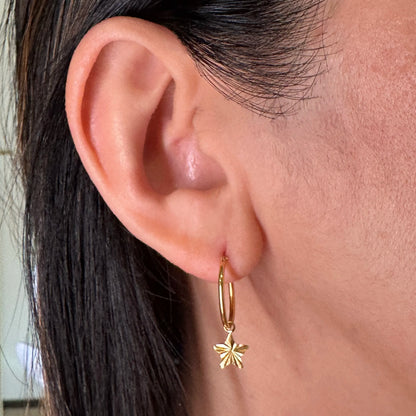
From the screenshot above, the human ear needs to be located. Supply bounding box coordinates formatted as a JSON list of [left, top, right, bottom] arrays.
[[65, 17, 263, 282]]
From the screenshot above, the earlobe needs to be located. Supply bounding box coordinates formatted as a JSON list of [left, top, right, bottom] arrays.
[[65, 17, 263, 282]]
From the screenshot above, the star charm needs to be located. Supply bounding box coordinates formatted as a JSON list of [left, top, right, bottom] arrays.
[[213, 333, 249, 369]]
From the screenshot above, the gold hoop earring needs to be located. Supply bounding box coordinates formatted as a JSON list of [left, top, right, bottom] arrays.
[[213, 256, 249, 369]]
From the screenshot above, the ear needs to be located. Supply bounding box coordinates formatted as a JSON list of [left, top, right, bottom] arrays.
[[65, 17, 263, 282]]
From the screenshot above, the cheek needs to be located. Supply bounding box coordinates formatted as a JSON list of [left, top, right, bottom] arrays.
[[246, 2, 416, 279], [263, 2, 416, 242], [323, 3, 416, 239], [250, 4, 416, 377], [335, 7, 416, 164], [285, 1, 415, 232]]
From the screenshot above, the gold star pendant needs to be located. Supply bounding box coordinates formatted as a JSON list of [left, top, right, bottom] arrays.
[[213, 333, 249, 369]]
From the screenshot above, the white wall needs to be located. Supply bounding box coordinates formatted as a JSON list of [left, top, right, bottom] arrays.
[[0, 156, 31, 401], [0, 0, 39, 403]]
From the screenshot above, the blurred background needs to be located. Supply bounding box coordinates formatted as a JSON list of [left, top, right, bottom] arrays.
[[1, 1, 42, 414]]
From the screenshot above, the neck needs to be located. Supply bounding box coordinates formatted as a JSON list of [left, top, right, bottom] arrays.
[[186, 259, 416, 416]]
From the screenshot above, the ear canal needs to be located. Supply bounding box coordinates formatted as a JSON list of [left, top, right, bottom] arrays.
[[143, 81, 227, 195]]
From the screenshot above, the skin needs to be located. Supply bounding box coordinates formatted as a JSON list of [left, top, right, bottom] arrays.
[[65, 0, 416, 414], [189, 0, 416, 414]]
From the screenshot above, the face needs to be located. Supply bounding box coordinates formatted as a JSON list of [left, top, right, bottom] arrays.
[[227, 0, 416, 384]]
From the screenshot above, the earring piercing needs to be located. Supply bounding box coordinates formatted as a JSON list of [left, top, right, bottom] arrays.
[[213, 256, 248, 369]]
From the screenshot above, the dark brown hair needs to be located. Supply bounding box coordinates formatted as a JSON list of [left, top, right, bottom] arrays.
[[7, 0, 327, 414]]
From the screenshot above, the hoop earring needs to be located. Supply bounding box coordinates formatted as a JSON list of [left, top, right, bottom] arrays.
[[213, 256, 249, 369]]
